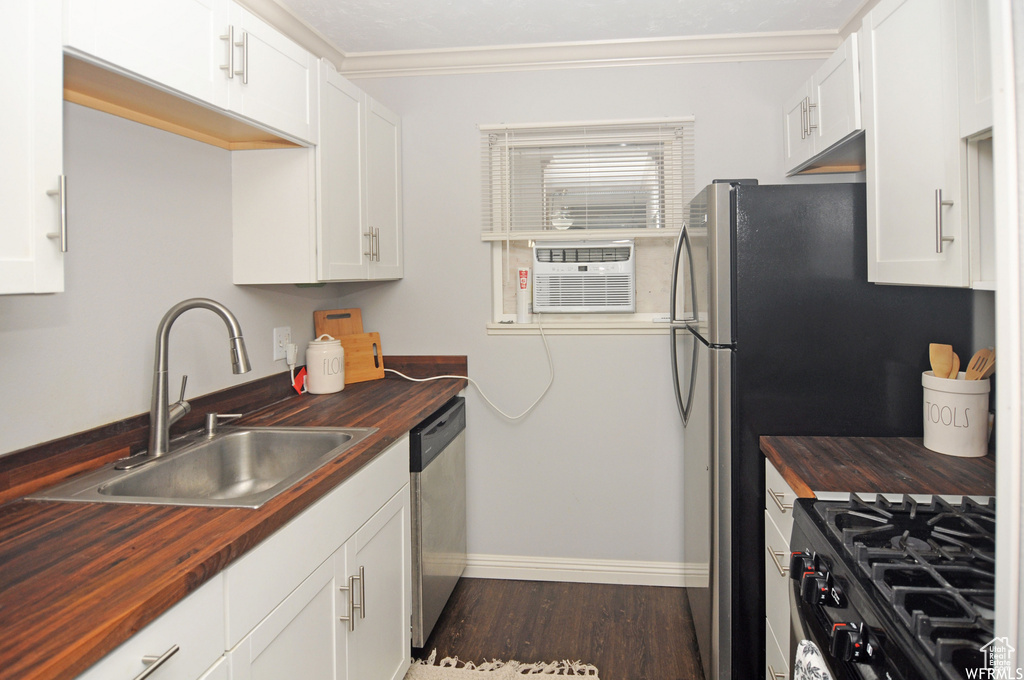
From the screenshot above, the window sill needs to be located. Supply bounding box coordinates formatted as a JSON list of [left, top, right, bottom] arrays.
[[487, 321, 671, 335], [481, 228, 679, 242]]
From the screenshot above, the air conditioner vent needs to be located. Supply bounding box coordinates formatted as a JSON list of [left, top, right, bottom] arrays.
[[535, 246, 632, 263], [532, 240, 635, 313]]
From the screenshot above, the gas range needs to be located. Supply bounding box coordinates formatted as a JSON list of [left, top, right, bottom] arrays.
[[790, 494, 996, 680]]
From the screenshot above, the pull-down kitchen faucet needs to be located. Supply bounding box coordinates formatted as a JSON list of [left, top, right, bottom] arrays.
[[148, 298, 251, 457]]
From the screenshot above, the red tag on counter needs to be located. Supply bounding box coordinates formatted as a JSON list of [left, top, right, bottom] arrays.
[[292, 367, 307, 394]]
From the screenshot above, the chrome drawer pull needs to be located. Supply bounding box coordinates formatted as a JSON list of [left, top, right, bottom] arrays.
[[768, 662, 787, 680], [45, 175, 67, 252], [339, 576, 356, 631], [219, 26, 234, 79], [934, 189, 955, 253], [133, 645, 178, 680], [767, 487, 793, 513], [767, 545, 789, 577], [356, 565, 366, 619]]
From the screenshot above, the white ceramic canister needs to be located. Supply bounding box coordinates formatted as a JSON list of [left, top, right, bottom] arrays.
[[306, 334, 345, 394], [921, 370, 990, 457]]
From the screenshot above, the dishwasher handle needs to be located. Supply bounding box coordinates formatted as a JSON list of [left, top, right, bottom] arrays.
[[410, 396, 466, 472]]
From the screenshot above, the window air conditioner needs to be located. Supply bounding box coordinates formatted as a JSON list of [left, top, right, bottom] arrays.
[[532, 240, 636, 313]]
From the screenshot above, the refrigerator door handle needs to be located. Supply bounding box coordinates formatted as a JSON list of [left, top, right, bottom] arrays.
[[670, 223, 699, 325], [671, 326, 701, 425]]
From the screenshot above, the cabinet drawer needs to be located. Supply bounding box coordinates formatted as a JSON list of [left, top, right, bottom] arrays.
[[765, 459, 797, 539], [766, 616, 790, 680], [77, 574, 225, 680], [764, 509, 791, 651], [224, 436, 409, 647]]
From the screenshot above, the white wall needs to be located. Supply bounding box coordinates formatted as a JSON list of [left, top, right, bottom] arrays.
[[0, 103, 342, 455], [330, 60, 820, 577]]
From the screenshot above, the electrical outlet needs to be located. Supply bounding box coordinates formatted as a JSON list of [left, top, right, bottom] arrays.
[[273, 326, 292, 361]]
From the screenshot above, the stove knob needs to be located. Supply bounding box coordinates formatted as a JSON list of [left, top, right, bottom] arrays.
[[831, 623, 878, 664], [789, 551, 816, 582], [800, 572, 831, 605]]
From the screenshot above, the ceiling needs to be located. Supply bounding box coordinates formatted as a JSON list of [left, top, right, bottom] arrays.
[[278, 0, 869, 55]]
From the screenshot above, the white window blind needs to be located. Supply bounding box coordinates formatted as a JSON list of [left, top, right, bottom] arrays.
[[481, 119, 695, 236]]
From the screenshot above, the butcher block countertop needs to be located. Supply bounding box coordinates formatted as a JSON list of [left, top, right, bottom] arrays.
[[761, 435, 996, 499], [0, 357, 467, 680]]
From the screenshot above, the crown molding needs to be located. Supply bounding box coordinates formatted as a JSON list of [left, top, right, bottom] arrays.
[[337, 31, 842, 79], [235, 1, 842, 81]]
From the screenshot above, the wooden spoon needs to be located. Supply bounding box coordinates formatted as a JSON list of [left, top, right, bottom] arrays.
[[965, 348, 995, 380], [947, 352, 960, 379], [929, 343, 954, 379]]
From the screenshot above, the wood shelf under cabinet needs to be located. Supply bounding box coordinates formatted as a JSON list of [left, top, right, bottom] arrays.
[[63, 54, 301, 151]]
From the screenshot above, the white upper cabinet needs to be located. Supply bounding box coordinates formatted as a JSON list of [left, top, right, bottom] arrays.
[[63, 0, 228, 106], [783, 33, 863, 175], [364, 99, 404, 281], [862, 0, 969, 287], [318, 64, 368, 281], [63, 0, 316, 144], [956, 0, 992, 137], [234, 60, 403, 285], [225, 4, 317, 144], [1, 0, 65, 295]]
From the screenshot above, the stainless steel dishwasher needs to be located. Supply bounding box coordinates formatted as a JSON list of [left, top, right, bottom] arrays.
[[409, 396, 467, 648]]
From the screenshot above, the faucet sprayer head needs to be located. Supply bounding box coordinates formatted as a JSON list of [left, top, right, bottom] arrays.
[[230, 337, 252, 374]]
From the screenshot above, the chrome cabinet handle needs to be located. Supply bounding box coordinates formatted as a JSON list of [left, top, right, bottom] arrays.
[[364, 231, 373, 259], [373, 228, 380, 262], [768, 663, 787, 680], [133, 645, 179, 680], [235, 31, 248, 84], [766, 545, 790, 577], [356, 565, 366, 619], [807, 100, 817, 133], [934, 189, 955, 253], [45, 175, 67, 252], [800, 98, 807, 139], [767, 487, 793, 513], [220, 26, 234, 79], [339, 575, 356, 631]]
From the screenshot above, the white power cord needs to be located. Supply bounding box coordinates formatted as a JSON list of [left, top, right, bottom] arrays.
[[286, 342, 306, 393], [384, 324, 554, 421]]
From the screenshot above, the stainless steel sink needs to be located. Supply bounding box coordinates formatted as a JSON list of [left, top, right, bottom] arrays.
[[26, 426, 377, 509]]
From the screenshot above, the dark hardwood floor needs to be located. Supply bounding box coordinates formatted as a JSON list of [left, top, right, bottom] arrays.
[[413, 578, 705, 680]]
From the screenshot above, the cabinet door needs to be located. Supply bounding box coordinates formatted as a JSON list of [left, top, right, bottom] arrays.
[[863, 0, 968, 286], [782, 84, 814, 173], [228, 3, 317, 144], [63, 0, 229, 106], [318, 62, 370, 281], [229, 559, 336, 680], [812, 32, 861, 154], [956, 0, 992, 137], [346, 487, 412, 680], [365, 99, 404, 280], [1, 0, 64, 294]]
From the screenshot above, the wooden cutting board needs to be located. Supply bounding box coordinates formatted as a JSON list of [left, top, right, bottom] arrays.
[[336, 332, 385, 383], [314, 309, 364, 337]]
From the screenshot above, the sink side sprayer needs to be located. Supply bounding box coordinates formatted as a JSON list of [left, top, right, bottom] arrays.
[[148, 298, 251, 457]]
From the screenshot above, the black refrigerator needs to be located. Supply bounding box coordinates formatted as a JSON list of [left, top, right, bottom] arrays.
[[669, 181, 976, 679]]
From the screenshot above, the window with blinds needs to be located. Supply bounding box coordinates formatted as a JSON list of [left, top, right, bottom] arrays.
[[481, 119, 695, 235]]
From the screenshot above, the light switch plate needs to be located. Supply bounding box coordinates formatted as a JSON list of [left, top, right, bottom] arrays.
[[273, 326, 291, 361]]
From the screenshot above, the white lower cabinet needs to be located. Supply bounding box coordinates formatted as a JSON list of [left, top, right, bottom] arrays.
[[340, 489, 412, 680], [228, 559, 337, 680], [75, 574, 226, 680], [764, 459, 798, 680]]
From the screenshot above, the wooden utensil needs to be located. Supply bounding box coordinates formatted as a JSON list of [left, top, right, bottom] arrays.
[[335, 332, 385, 383], [947, 352, 960, 379], [929, 343, 954, 379], [314, 309, 364, 337], [965, 348, 995, 380]]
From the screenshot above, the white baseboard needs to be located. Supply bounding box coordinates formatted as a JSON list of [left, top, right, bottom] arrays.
[[463, 553, 709, 588]]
